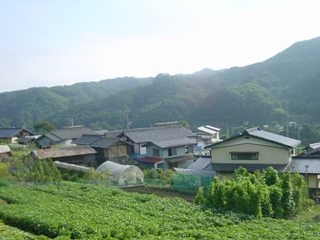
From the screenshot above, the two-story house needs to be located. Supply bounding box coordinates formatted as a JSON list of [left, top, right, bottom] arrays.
[[138, 137, 197, 170], [73, 133, 131, 166], [117, 125, 198, 170]]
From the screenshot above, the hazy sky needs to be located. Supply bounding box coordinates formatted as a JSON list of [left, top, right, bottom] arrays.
[[1, 0, 319, 93]]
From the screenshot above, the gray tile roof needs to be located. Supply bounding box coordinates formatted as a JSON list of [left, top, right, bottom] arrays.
[[94, 130, 123, 138], [284, 158, 320, 174], [120, 126, 196, 143], [72, 134, 101, 145], [42, 133, 63, 142], [51, 127, 97, 140], [90, 138, 120, 148], [187, 156, 212, 170], [0, 128, 34, 138], [144, 137, 197, 148], [40, 127, 97, 142]]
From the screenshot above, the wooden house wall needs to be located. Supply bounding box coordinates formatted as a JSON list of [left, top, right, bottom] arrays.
[[104, 142, 127, 158]]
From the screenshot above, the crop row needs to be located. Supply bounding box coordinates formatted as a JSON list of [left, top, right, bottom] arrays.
[[0, 183, 319, 239]]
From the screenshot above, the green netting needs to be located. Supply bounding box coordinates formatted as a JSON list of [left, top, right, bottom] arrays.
[[173, 174, 214, 190]]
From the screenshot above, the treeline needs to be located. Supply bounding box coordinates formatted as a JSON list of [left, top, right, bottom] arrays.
[[195, 167, 314, 219]]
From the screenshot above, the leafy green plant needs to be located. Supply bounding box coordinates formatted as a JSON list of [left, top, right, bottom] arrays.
[[201, 167, 313, 219]]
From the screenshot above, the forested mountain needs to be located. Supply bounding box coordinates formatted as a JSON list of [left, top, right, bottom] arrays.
[[1, 37, 320, 138]]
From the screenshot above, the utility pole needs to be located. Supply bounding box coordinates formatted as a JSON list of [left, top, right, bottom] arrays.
[[124, 108, 132, 130], [67, 118, 73, 127]]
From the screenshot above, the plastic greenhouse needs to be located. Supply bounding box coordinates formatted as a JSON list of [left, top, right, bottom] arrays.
[[96, 161, 144, 185]]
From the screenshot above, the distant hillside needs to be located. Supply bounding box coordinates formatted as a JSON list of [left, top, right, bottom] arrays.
[[1, 37, 320, 133], [0, 77, 152, 128]]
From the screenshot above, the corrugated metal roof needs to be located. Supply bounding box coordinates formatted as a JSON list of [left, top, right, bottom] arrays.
[[32, 145, 96, 159], [284, 158, 320, 174], [207, 127, 301, 149], [120, 126, 196, 143], [0, 145, 10, 153], [174, 168, 216, 176], [40, 127, 97, 142], [309, 142, 320, 150], [244, 127, 301, 147], [197, 126, 218, 135], [187, 157, 211, 170], [145, 137, 197, 148], [205, 125, 220, 131]]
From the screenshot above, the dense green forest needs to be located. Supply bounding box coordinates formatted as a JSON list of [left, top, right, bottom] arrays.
[[1, 37, 320, 144]]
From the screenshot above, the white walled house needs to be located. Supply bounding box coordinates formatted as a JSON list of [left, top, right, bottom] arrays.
[[139, 137, 197, 170], [118, 125, 197, 157]]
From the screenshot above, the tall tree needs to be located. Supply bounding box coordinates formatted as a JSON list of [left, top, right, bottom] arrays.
[[33, 121, 56, 134]]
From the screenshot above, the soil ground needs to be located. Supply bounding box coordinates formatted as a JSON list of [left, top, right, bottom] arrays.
[[122, 185, 196, 203]]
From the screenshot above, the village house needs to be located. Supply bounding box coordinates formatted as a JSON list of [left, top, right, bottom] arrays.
[[36, 126, 96, 148], [117, 125, 198, 157], [194, 125, 220, 147], [116, 125, 199, 170], [206, 127, 301, 178], [284, 147, 320, 198], [0, 127, 35, 144], [72, 133, 131, 166], [138, 137, 197, 170], [31, 145, 97, 165]]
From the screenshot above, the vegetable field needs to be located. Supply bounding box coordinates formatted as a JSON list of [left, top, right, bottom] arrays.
[[0, 183, 319, 239]]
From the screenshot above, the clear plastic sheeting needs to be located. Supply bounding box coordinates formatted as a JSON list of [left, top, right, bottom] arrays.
[[96, 161, 144, 185], [54, 161, 92, 172]]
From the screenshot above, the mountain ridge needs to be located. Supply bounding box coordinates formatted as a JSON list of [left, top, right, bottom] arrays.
[[1, 37, 320, 134]]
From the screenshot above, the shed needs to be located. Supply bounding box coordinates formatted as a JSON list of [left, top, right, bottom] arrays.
[[0, 145, 10, 154], [96, 161, 144, 185]]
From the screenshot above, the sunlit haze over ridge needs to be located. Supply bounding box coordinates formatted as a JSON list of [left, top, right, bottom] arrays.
[[0, 0, 319, 93]]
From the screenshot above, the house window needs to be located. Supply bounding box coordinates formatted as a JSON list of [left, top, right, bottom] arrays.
[[231, 152, 259, 160], [168, 148, 177, 156], [153, 148, 160, 157]]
